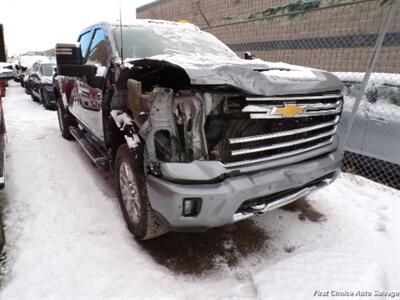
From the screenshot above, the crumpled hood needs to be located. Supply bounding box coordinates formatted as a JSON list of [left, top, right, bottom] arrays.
[[128, 54, 343, 95]]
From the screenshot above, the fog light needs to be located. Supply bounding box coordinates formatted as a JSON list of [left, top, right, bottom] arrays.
[[182, 198, 202, 217]]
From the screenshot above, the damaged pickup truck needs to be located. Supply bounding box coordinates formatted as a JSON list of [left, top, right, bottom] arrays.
[[54, 20, 344, 240]]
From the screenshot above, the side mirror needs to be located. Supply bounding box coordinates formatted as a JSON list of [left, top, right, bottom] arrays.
[[366, 86, 378, 103], [56, 43, 83, 65], [244, 51, 255, 60], [56, 43, 96, 77]]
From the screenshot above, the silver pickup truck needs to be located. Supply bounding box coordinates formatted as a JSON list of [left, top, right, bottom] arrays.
[[54, 20, 344, 239]]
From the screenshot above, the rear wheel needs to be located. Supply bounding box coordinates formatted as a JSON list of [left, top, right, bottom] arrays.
[[31, 92, 39, 102], [56, 96, 74, 140], [115, 144, 168, 240]]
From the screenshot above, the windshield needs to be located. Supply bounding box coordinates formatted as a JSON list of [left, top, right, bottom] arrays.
[[41, 63, 55, 76], [111, 24, 238, 60]]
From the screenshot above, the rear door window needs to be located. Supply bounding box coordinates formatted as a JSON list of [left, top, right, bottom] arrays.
[[78, 30, 93, 59]]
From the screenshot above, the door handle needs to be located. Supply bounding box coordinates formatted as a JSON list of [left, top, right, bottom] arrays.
[[368, 116, 389, 125]]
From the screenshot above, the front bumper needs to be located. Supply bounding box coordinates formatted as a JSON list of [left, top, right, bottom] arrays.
[[146, 150, 341, 231]]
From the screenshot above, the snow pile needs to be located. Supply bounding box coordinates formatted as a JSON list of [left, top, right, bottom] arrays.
[[0, 82, 399, 299], [124, 135, 140, 149], [261, 69, 320, 82], [110, 110, 140, 149], [110, 110, 133, 130]]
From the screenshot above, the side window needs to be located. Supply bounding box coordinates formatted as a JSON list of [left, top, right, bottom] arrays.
[[377, 85, 400, 107], [32, 63, 39, 73], [78, 30, 93, 58], [87, 29, 109, 67]]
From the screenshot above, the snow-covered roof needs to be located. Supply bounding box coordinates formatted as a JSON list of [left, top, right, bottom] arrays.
[[333, 72, 400, 86], [94, 19, 200, 32], [18, 55, 51, 68]]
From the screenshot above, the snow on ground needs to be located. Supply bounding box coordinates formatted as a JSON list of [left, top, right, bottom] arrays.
[[0, 82, 399, 299]]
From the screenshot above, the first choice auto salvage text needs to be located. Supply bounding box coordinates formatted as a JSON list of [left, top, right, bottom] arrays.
[[314, 290, 400, 298]]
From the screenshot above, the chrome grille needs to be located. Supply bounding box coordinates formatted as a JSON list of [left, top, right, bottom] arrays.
[[214, 91, 343, 167]]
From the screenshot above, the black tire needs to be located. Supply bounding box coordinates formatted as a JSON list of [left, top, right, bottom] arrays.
[[40, 89, 50, 109], [0, 212, 4, 253], [56, 96, 75, 140], [31, 92, 39, 102], [115, 144, 168, 240]]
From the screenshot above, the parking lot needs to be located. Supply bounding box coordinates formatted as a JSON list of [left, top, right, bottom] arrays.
[[1, 82, 399, 299]]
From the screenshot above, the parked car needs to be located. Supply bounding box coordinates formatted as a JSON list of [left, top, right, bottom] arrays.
[[17, 55, 49, 86], [0, 66, 7, 190], [0, 24, 7, 253], [0, 62, 14, 97], [334, 72, 400, 183], [28, 61, 56, 109], [0, 95, 3, 252], [0, 84, 5, 189], [55, 20, 344, 240], [0, 62, 14, 80], [0, 24, 7, 190], [23, 67, 32, 94]]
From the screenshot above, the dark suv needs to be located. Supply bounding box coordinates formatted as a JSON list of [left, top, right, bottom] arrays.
[[55, 20, 344, 240], [29, 60, 56, 109]]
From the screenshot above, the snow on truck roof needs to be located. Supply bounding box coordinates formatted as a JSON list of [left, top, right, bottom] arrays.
[[85, 19, 200, 32]]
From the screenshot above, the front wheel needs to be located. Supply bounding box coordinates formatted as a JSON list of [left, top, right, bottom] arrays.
[[40, 89, 51, 109], [56, 96, 74, 140], [115, 144, 168, 240], [40, 89, 46, 107], [31, 92, 38, 102]]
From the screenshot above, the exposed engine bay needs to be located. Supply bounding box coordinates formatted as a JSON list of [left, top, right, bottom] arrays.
[[113, 77, 237, 170], [110, 60, 343, 177]]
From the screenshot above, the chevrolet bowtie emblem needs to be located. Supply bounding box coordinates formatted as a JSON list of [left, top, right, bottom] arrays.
[[272, 103, 306, 118]]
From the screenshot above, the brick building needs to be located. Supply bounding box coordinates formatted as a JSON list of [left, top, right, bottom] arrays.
[[137, 0, 400, 73]]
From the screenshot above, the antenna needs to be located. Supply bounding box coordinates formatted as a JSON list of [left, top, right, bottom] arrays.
[[119, 2, 124, 63]]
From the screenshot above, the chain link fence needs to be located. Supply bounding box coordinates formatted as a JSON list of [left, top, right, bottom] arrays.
[[208, 0, 400, 189], [334, 0, 400, 190]]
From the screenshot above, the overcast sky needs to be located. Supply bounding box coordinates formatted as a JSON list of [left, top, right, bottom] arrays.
[[0, 0, 156, 56]]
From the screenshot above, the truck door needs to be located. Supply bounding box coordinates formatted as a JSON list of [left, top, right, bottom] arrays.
[[363, 84, 400, 165], [74, 27, 110, 144], [69, 29, 93, 126]]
